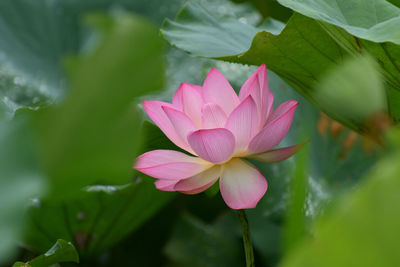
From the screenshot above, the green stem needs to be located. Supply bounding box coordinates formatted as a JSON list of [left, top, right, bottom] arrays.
[[237, 209, 255, 267]]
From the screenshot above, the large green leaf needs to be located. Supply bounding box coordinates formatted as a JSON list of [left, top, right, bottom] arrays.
[[13, 239, 79, 267], [33, 13, 164, 199], [24, 180, 173, 258], [277, 0, 400, 44], [0, 0, 79, 88], [161, 2, 262, 58], [280, 130, 400, 267]]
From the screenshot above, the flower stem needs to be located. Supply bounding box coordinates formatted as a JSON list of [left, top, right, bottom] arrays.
[[237, 209, 255, 267]]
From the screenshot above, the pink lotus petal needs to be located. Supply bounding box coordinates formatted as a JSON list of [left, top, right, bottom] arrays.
[[266, 100, 298, 124], [187, 128, 235, 164], [135, 149, 212, 180], [239, 64, 267, 101], [247, 101, 298, 154], [201, 103, 228, 129], [179, 180, 218, 195], [162, 106, 198, 153], [247, 143, 306, 163], [202, 68, 240, 115], [182, 85, 204, 127], [175, 165, 221, 193], [174, 83, 204, 127], [135, 149, 199, 168], [137, 162, 208, 180], [219, 158, 267, 209], [172, 83, 202, 111], [155, 179, 179, 191], [264, 89, 274, 125], [238, 64, 273, 125], [172, 84, 183, 110], [143, 101, 189, 151], [225, 96, 259, 154]]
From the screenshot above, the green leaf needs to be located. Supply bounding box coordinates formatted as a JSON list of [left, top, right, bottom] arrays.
[[281, 134, 400, 267], [277, 0, 400, 44], [0, 0, 79, 88], [33, 13, 164, 199], [161, 1, 261, 58], [13, 239, 78, 267], [24, 180, 174, 256]]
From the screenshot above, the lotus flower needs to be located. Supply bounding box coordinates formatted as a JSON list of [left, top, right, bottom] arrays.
[[135, 65, 303, 209]]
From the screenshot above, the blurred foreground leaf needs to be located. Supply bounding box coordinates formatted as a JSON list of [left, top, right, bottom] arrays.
[[34, 13, 164, 199], [281, 130, 400, 267], [13, 239, 78, 267], [315, 54, 387, 130], [0, 115, 45, 264]]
